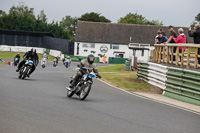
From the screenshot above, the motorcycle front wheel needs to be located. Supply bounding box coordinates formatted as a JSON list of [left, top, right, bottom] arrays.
[[67, 89, 75, 97], [79, 83, 91, 101], [21, 66, 29, 79]]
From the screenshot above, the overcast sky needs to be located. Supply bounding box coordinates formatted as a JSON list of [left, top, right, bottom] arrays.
[[1, 0, 200, 27]]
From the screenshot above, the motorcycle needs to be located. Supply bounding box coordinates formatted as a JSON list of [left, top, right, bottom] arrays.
[[41, 58, 47, 68], [18, 59, 34, 79], [14, 57, 20, 67], [53, 61, 57, 67], [66, 66, 96, 101], [64, 60, 71, 68]]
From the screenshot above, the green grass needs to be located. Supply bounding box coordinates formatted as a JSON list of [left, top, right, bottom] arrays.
[[98, 64, 151, 91], [0, 62, 8, 65], [0, 51, 55, 61]]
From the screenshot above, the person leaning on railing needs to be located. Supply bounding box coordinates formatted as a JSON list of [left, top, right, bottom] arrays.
[[155, 32, 168, 59], [172, 28, 186, 61], [188, 24, 200, 64], [164, 25, 177, 61]]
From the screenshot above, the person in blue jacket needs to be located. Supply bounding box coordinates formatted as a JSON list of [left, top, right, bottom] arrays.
[[156, 32, 168, 44]]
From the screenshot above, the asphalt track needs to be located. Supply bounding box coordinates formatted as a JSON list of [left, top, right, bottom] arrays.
[[0, 62, 200, 133]]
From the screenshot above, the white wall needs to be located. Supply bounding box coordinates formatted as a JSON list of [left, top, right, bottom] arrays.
[[74, 42, 154, 62], [74, 42, 130, 62]]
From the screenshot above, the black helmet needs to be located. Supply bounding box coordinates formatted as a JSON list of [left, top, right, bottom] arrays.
[[30, 48, 33, 53], [34, 49, 36, 53], [87, 54, 95, 64]]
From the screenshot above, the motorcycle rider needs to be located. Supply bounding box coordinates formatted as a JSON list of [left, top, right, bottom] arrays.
[[69, 54, 101, 90], [16, 48, 39, 77], [64, 56, 71, 67], [14, 53, 20, 66], [41, 53, 48, 66], [53, 56, 58, 66]]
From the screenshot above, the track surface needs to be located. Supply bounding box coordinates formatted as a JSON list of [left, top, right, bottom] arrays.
[[0, 62, 199, 133]]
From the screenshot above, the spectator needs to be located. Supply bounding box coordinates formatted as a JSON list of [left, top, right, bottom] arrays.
[[165, 25, 177, 61], [188, 24, 200, 64], [155, 32, 168, 59], [102, 54, 107, 64], [173, 28, 186, 61], [155, 28, 166, 44], [156, 32, 168, 44]]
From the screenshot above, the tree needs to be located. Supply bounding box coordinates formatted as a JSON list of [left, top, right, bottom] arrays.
[[0, 2, 36, 31], [60, 16, 78, 41], [190, 13, 200, 27], [79, 12, 111, 23], [118, 12, 163, 26]]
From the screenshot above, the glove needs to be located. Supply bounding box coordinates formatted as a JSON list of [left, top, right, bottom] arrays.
[[96, 74, 101, 79]]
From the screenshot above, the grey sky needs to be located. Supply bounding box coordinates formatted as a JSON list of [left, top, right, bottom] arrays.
[[0, 0, 200, 27]]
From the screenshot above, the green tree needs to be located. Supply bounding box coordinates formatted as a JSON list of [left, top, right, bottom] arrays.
[[190, 13, 200, 27], [79, 12, 111, 22], [35, 10, 48, 32], [0, 3, 70, 40], [118, 12, 163, 26], [60, 16, 78, 41]]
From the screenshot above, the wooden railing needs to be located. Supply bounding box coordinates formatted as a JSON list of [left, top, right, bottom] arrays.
[[154, 43, 200, 69]]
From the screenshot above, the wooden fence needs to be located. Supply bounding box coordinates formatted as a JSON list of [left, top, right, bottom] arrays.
[[154, 43, 200, 69]]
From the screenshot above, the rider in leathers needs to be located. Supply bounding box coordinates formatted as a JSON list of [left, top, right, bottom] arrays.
[[16, 49, 39, 77], [70, 54, 101, 89]]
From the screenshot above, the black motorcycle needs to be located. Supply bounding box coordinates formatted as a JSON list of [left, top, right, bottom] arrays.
[[18, 59, 34, 79], [66, 66, 96, 100], [53, 61, 57, 67], [14, 57, 20, 66]]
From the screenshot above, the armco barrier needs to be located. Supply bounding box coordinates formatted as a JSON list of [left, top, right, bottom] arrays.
[[138, 62, 167, 90], [137, 62, 200, 106]]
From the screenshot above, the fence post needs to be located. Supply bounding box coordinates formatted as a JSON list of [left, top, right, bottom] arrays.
[[155, 46, 158, 62], [181, 48, 184, 67], [163, 46, 166, 63], [176, 46, 179, 66], [158, 46, 162, 63], [171, 47, 174, 64], [167, 46, 170, 63], [187, 47, 191, 69], [194, 48, 198, 68]]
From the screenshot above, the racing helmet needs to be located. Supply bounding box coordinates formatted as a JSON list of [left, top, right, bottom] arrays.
[[87, 54, 95, 64]]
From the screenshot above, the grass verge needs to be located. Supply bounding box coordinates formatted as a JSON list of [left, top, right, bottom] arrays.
[[0, 51, 55, 61], [98, 64, 161, 93]]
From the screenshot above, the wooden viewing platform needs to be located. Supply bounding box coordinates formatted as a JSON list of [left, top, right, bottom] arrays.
[[154, 43, 200, 69]]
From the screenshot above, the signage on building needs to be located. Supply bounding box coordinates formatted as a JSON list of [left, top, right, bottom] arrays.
[[100, 45, 108, 53]]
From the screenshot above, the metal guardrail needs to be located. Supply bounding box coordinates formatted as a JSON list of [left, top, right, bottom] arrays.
[[137, 62, 200, 106], [154, 43, 200, 69]]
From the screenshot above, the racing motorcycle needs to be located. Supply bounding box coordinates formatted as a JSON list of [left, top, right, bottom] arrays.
[[18, 59, 34, 79], [53, 61, 57, 67], [14, 57, 20, 66], [66, 66, 96, 101], [41, 58, 47, 68], [64, 60, 71, 68]]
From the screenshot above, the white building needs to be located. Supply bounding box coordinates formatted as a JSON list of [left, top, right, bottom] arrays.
[[74, 21, 191, 63]]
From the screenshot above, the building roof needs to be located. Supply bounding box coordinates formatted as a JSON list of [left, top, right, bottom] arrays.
[[75, 21, 193, 46]]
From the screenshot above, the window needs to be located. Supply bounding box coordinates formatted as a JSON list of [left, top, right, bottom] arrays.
[[110, 44, 119, 49], [82, 43, 95, 48]]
